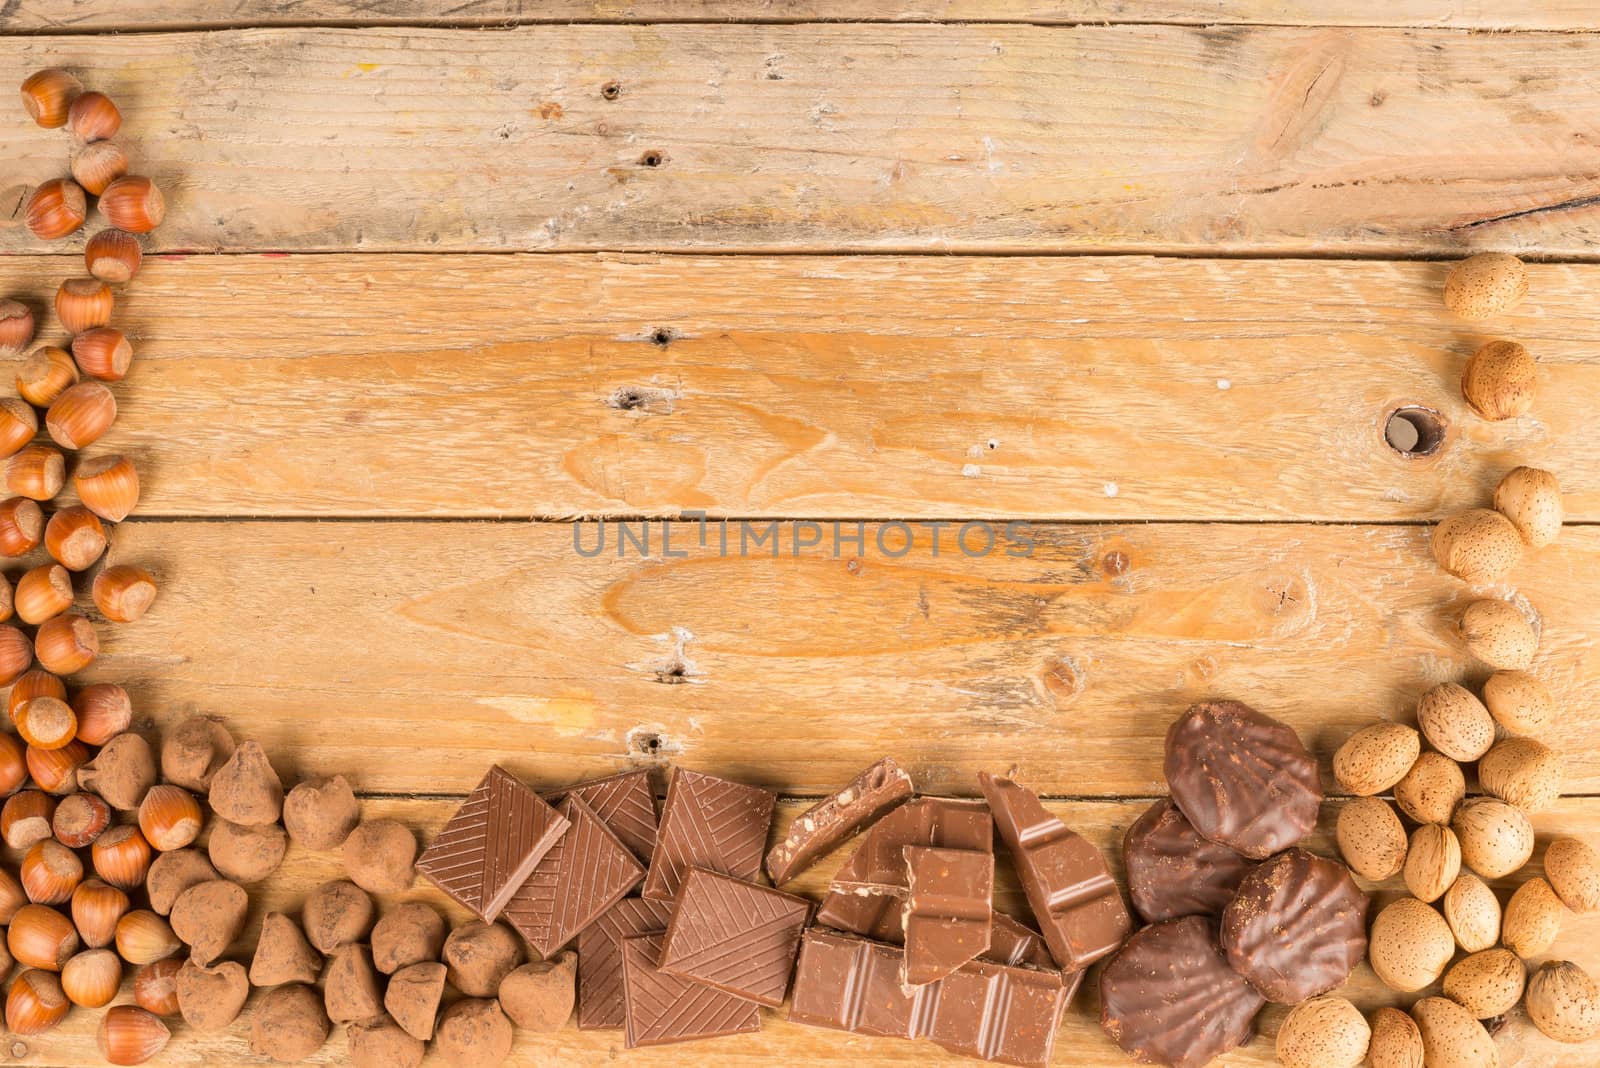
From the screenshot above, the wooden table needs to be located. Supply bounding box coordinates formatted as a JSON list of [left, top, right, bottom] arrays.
[[2, 3, 1598, 1065]]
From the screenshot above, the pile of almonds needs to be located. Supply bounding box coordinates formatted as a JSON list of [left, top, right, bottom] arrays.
[[1309, 255, 1599, 1068]]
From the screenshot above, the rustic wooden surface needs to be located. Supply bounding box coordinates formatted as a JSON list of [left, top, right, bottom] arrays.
[[3, 254, 1599, 522], [88, 520, 1600, 798], [3, 25, 1600, 255], [8, 2, 1600, 32], [9, 796, 1600, 1066], [2, 3, 1599, 1067]]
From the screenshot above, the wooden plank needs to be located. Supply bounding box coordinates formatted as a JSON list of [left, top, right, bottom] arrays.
[[2, 26, 1599, 255], [5, 0, 1600, 32], [80, 519, 1600, 797], [14, 795, 1600, 1066], [3, 253, 1597, 521]]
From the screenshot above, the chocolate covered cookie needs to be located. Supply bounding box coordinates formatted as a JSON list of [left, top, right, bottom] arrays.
[[1100, 915, 1266, 1068], [1220, 848, 1369, 1003], [1123, 800, 1255, 924], [1163, 700, 1322, 859]]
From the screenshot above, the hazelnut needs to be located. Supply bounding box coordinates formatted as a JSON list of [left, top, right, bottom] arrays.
[[54, 277, 113, 334], [25, 179, 86, 241], [0, 301, 35, 358], [66, 91, 120, 142], [85, 228, 142, 282], [74, 454, 142, 523], [72, 142, 128, 197], [20, 69, 82, 128], [98, 176, 165, 234]]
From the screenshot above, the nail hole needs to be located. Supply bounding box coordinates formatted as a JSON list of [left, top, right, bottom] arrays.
[[610, 387, 647, 410], [639, 150, 664, 168], [601, 81, 621, 100], [1384, 406, 1447, 457], [650, 328, 674, 347]]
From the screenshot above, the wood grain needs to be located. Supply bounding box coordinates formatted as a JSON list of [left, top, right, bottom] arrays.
[[4, 0, 1599, 31], [61, 518, 1600, 797], [2, 26, 1599, 255], [2, 254, 1596, 521], [13, 794, 1600, 1067]]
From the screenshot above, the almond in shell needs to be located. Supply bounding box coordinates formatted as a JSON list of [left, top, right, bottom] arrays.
[[1481, 670, 1557, 737], [1333, 722, 1420, 796], [1367, 1007, 1424, 1068], [1544, 837, 1600, 914], [1394, 752, 1466, 826], [1417, 684, 1495, 763], [1457, 599, 1537, 671], [1493, 466, 1562, 548], [1441, 874, 1500, 953], [1432, 509, 1522, 584], [1404, 824, 1461, 904], [1369, 898, 1454, 993], [1442, 948, 1524, 1019], [1411, 996, 1499, 1068], [1451, 797, 1534, 879], [1478, 737, 1562, 812], [1336, 797, 1407, 882], [1503, 877, 1567, 958], [1526, 961, 1600, 1043]]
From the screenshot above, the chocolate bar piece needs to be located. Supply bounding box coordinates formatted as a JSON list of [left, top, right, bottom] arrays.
[[1219, 848, 1368, 1004], [1099, 915, 1265, 1068], [622, 933, 761, 1048], [414, 765, 569, 922], [642, 769, 774, 902], [545, 769, 658, 863], [818, 894, 1053, 973], [789, 928, 1067, 1068], [576, 897, 674, 1031], [659, 867, 811, 1007], [1123, 799, 1255, 924], [901, 846, 992, 987], [1163, 700, 1322, 860], [501, 794, 644, 957], [979, 772, 1130, 970], [830, 797, 992, 897], [765, 757, 914, 885]]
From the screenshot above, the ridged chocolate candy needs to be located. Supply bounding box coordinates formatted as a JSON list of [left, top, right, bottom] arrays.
[[1100, 915, 1266, 1068], [1220, 848, 1369, 1003], [1163, 700, 1322, 859], [1123, 800, 1256, 924]]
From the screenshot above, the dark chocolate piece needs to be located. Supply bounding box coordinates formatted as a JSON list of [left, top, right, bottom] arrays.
[[622, 933, 761, 1048], [765, 757, 914, 885], [659, 867, 811, 1007], [901, 846, 992, 987], [501, 794, 644, 957], [817, 894, 1057, 973], [576, 897, 673, 1031], [1219, 847, 1369, 1003], [1123, 799, 1256, 924], [979, 772, 1131, 970], [830, 797, 992, 897], [546, 769, 658, 863], [789, 928, 1067, 1068], [641, 769, 774, 902], [1163, 700, 1322, 860], [415, 765, 569, 922], [1099, 915, 1266, 1068]]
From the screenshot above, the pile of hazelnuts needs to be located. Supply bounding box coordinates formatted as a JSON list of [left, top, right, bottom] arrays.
[[0, 67, 173, 1064]]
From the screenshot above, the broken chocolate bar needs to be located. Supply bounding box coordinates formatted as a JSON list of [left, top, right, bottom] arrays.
[[818, 894, 1056, 973], [901, 845, 992, 987], [979, 772, 1130, 970], [765, 756, 914, 885], [576, 897, 674, 1031], [622, 933, 761, 1048], [789, 928, 1066, 1068], [414, 765, 569, 922], [501, 794, 644, 957], [659, 867, 811, 1007], [642, 768, 774, 902], [830, 796, 992, 897], [546, 768, 658, 863]]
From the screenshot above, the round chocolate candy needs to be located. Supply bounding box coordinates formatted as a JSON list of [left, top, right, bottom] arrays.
[[1163, 700, 1322, 859], [1100, 914, 1266, 1068], [1220, 847, 1370, 1004], [1123, 799, 1256, 924]]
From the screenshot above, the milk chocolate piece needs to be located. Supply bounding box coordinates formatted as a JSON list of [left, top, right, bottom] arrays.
[[576, 897, 674, 1031], [501, 794, 644, 957], [1220, 847, 1369, 1003], [979, 772, 1131, 970], [642, 769, 774, 901], [546, 769, 658, 863], [818, 893, 1056, 972], [831, 797, 992, 897], [622, 933, 760, 1048], [789, 928, 1067, 1068], [901, 846, 992, 987], [1163, 700, 1322, 860], [765, 757, 914, 885], [659, 867, 811, 1007], [1123, 799, 1255, 924], [1099, 915, 1266, 1068], [415, 765, 569, 921]]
